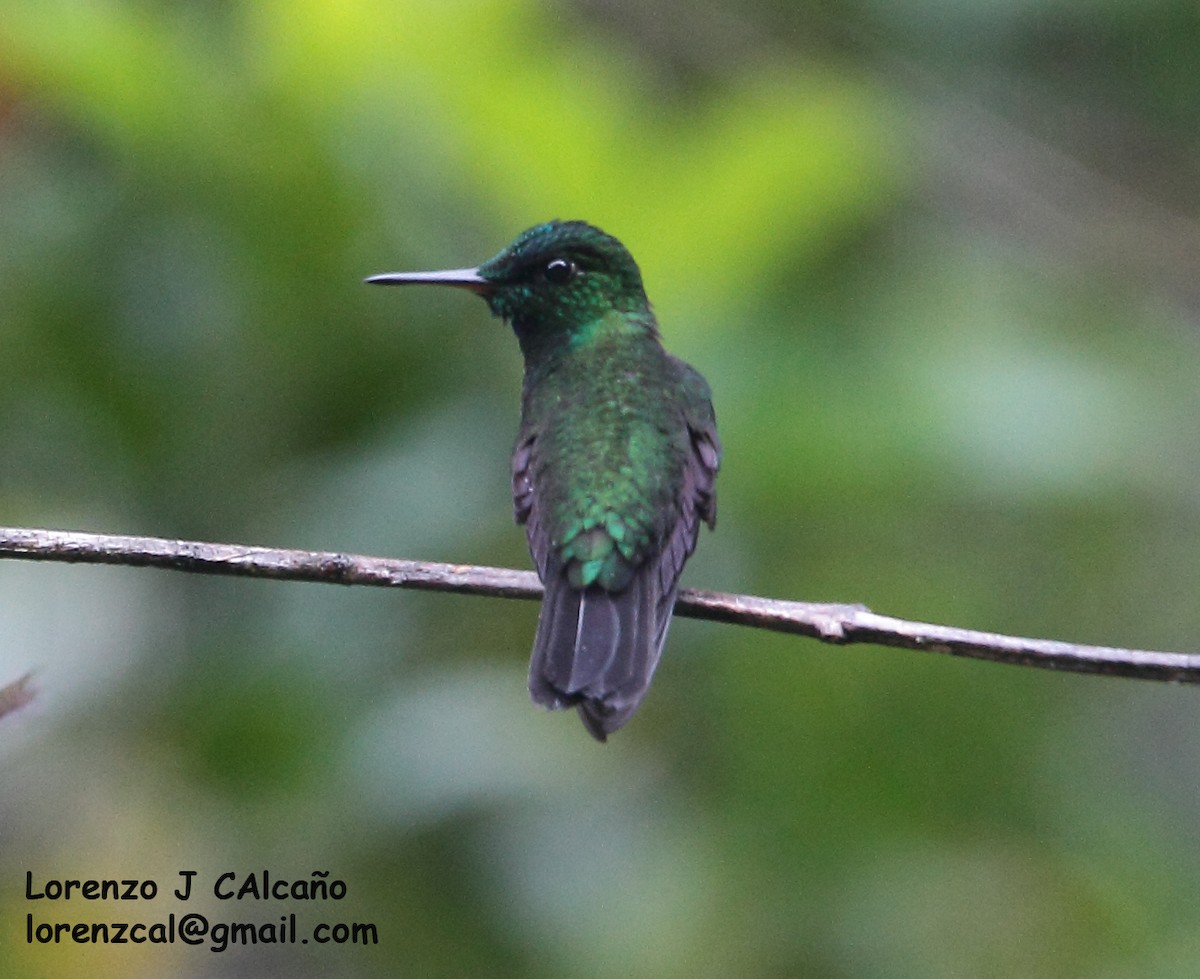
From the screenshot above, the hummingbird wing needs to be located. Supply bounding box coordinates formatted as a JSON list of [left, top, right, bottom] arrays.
[[511, 368, 719, 741], [511, 432, 549, 575], [654, 359, 720, 620]]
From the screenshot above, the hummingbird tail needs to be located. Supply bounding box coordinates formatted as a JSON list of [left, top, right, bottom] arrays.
[[528, 566, 674, 742]]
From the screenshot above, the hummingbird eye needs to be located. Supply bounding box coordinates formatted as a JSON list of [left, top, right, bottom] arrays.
[[543, 258, 577, 285]]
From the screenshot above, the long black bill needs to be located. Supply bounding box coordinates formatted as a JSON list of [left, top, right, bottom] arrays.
[[365, 267, 493, 296]]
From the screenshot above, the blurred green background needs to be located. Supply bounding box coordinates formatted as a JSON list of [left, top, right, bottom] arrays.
[[4, 0, 1200, 975]]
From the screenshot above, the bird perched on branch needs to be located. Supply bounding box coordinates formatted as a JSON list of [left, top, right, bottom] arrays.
[[369, 221, 719, 739]]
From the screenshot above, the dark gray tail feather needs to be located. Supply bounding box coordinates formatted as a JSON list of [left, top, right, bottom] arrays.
[[528, 564, 676, 741]]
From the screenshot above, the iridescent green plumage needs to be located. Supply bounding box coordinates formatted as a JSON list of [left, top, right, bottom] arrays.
[[369, 221, 719, 739]]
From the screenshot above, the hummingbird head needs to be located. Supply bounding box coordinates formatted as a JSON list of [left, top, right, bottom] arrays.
[[368, 221, 653, 355], [475, 220, 648, 324]]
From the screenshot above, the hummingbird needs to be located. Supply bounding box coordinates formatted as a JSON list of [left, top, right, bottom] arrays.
[[368, 221, 719, 740]]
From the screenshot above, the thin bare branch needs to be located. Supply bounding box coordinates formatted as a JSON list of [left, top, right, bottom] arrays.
[[1, 526, 1197, 683], [0, 673, 35, 722]]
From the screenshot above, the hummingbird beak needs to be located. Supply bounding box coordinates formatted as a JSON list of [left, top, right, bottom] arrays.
[[364, 267, 494, 296]]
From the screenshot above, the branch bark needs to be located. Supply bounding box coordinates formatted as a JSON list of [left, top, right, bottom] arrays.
[[1, 526, 1197, 683], [0, 674, 35, 722]]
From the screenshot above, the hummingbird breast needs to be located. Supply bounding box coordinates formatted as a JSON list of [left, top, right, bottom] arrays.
[[518, 327, 691, 592]]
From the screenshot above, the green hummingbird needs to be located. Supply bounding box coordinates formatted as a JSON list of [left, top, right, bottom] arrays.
[[368, 221, 719, 740]]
